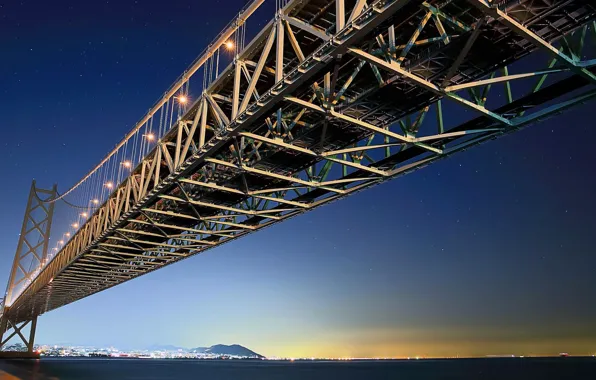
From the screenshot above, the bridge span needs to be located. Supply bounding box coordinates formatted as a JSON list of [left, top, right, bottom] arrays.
[[1, 0, 595, 353]]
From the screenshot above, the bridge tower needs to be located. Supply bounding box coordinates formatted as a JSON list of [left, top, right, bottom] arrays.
[[0, 181, 56, 354]]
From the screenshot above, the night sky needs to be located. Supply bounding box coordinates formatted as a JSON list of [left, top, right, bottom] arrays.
[[1, 0, 595, 358]]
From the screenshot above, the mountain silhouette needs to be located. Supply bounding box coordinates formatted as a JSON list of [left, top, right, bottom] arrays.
[[190, 344, 263, 358]]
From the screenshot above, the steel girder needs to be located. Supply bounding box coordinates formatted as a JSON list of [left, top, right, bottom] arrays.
[[1, 181, 55, 351], [0, 316, 37, 353], [6, 0, 596, 323]]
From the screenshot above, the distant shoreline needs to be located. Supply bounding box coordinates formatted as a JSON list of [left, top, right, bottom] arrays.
[[34, 355, 596, 361]]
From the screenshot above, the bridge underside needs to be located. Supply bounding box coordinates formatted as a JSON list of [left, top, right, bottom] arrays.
[[5, 0, 595, 323]]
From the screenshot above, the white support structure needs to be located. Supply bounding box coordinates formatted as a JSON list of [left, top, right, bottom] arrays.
[[1, 181, 56, 353]]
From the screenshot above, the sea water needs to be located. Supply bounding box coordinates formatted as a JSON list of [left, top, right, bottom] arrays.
[[0, 357, 595, 379]]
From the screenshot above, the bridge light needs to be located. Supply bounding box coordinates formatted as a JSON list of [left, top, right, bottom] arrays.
[[105, 182, 114, 189], [122, 161, 132, 169], [177, 95, 188, 104], [145, 133, 156, 141], [81, 212, 88, 218], [92, 199, 99, 205], [58, 240, 64, 245], [65, 232, 70, 237], [224, 40, 234, 50], [72, 223, 79, 229]]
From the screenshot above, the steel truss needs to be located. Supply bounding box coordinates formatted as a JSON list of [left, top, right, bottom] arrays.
[[6, 0, 596, 323], [1, 181, 56, 352]]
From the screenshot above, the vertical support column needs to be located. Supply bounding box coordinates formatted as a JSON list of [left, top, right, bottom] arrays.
[[1, 180, 56, 354], [27, 317, 37, 353], [336, 0, 345, 31], [231, 60, 242, 120], [4, 182, 36, 306], [199, 98, 208, 148], [275, 19, 285, 83], [0, 317, 7, 341], [276, 19, 285, 135], [436, 99, 445, 150]]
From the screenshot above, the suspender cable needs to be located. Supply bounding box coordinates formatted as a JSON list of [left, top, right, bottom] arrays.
[[41, 0, 266, 203]]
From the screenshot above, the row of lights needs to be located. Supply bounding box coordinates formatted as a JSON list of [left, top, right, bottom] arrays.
[[11, 79, 203, 298], [24, 43, 239, 293], [42, 48, 239, 263], [103, 93, 188, 189], [47, 116, 161, 256], [33, 42, 237, 278], [58, 115, 162, 251]]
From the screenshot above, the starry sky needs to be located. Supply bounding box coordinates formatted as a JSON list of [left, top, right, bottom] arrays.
[[1, 0, 595, 358]]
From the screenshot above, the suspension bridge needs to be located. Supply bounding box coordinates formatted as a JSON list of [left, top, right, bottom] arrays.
[[1, 0, 595, 355]]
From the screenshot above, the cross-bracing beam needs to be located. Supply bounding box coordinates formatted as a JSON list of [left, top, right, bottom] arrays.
[[1, 181, 56, 352]]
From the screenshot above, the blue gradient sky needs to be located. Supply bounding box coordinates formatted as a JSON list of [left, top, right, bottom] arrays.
[[1, 0, 595, 358]]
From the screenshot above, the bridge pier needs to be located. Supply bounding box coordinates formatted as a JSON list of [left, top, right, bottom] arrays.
[[0, 181, 56, 357], [0, 314, 38, 356]]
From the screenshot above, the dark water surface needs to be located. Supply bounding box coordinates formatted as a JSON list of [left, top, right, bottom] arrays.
[[0, 357, 595, 379]]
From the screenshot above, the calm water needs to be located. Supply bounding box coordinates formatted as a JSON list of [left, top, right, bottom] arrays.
[[0, 357, 595, 379]]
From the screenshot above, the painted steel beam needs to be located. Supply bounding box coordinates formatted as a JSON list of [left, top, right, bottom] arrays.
[[466, 0, 596, 84], [348, 48, 513, 126]]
